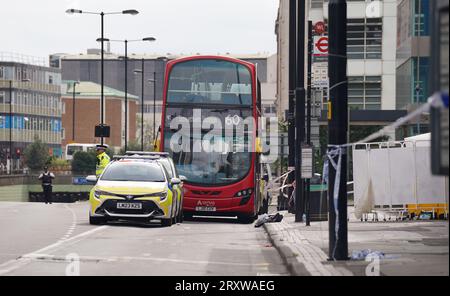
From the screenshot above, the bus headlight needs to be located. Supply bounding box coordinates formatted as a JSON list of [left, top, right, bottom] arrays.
[[234, 188, 253, 198]]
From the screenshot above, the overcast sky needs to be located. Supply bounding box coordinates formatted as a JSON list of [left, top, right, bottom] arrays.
[[1, 0, 279, 59]]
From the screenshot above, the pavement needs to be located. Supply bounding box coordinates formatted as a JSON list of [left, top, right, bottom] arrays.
[[1, 200, 447, 276], [0, 201, 289, 276], [263, 207, 449, 276]]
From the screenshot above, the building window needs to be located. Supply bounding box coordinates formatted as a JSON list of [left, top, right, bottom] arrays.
[[348, 76, 382, 110], [413, 57, 430, 104], [0, 92, 4, 104], [0, 67, 4, 79], [414, 0, 430, 37], [48, 75, 53, 85], [347, 18, 382, 59]]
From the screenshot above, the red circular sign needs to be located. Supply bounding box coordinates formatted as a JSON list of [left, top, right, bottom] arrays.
[[314, 21, 326, 35], [315, 37, 329, 53]]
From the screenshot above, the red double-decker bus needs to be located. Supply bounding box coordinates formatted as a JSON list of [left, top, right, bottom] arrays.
[[160, 55, 264, 223]]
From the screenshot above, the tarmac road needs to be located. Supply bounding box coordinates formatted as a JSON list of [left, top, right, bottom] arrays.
[[0, 201, 289, 276]]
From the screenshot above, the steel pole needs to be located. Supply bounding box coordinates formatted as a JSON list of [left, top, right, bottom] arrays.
[[305, 21, 313, 226], [286, 0, 297, 212], [141, 59, 144, 151], [72, 82, 76, 141], [100, 12, 105, 146], [294, 0, 306, 223], [124, 40, 128, 151], [328, 0, 349, 260], [153, 71, 156, 141], [9, 80, 12, 175]]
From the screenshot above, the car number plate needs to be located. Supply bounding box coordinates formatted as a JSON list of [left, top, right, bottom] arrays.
[[117, 203, 142, 210], [195, 206, 216, 212]]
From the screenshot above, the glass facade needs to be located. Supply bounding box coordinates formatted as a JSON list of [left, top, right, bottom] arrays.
[[0, 62, 62, 169], [414, 0, 430, 36]]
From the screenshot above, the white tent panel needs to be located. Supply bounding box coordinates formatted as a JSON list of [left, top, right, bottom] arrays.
[[388, 146, 416, 205]]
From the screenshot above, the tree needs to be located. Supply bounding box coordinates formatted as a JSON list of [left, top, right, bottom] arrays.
[[119, 139, 142, 155], [71, 150, 96, 175], [24, 137, 49, 172]]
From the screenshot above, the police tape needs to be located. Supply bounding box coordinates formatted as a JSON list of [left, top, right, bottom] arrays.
[[325, 92, 447, 260], [267, 92, 448, 259]]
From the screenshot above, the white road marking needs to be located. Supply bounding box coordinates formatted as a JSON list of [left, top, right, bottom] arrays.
[[0, 225, 108, 275], [18, 253, 271, 267]]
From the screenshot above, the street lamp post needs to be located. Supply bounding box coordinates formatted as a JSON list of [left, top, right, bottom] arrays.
[[148, 74, 157, 140], [66, 8, 139, 145], [114, 37, 156, 151], [72, 81, 80, 142], [134, 60, 145, 151]]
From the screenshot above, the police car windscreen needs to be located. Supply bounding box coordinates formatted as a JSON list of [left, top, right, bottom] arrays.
[[101, 162, 166, 182]]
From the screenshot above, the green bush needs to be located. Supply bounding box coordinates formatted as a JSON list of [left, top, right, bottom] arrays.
[[50, 158, 70, 168], [24, 137, 50, 172], [71, 150, 96, 174]]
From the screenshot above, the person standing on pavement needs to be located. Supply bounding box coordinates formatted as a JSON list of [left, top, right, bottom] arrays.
[[96, 144, 110, 178], [38, 166, 55, 204]]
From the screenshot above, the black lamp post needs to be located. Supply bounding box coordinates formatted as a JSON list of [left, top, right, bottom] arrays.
[[114, 37, 156, 151], [134, 60, 145, 151], [148, 74, 157, 140], [8, 80, 12, 174], [72, 81, 80, 142], [66, 8, 139, 145]]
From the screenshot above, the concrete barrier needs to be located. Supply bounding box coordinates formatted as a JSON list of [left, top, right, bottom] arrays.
[[0, 174, 93, 202]]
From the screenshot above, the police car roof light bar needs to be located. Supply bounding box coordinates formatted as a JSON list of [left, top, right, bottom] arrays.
[[112, 155, 161, 161], [125, 151, 169, 157]]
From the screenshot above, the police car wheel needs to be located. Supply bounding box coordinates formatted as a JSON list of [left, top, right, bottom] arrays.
[[89, 216, 106, 225], [161, 218, 173, 227]]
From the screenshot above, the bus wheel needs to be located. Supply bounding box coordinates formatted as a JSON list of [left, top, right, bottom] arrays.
[[184, 212, 194, 221], [238, 214, 256, 224]]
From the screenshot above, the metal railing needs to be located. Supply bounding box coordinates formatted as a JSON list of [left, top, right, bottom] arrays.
[[0, 52, 47, 67]]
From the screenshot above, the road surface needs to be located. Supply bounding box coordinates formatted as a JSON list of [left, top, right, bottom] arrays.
[[0, 201, 289, 276]]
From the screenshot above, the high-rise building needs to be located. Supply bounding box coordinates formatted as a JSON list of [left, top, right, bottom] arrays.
[[0, 52, 62, 173], [396, 0, 432, 135], [275, 0, 406, 143]]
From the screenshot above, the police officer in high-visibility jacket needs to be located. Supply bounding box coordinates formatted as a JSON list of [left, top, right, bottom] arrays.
[[96, 144, 110, 178]]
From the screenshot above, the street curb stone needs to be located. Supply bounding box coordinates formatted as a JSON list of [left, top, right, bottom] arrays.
[[263, 214, 353, 276]]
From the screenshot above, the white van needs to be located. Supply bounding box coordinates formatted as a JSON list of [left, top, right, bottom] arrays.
[[65, 143, 96, 161]]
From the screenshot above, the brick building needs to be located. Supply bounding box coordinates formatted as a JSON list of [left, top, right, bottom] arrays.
[[61, 81, 138, 153]]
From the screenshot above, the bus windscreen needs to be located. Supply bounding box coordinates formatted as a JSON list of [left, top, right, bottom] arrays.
[[167, 59, 253, 106]]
